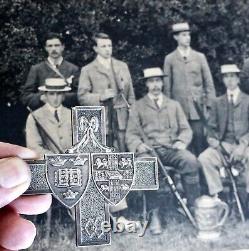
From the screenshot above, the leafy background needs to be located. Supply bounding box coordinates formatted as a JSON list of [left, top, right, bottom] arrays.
[[1, 0, 249, 144]]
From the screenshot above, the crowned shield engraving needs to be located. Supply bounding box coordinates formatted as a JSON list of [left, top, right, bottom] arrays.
[[92, 152, 135, 205], [46, 154, 90, 208]]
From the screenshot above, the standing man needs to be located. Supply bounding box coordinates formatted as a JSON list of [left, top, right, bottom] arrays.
[[21, 33, 79, 110], [199, 64, 249, 197], [163, 22, 216, 155], [78, 33, 135, 152], [126, 67, 201, 234], [25, 78, 72, 157]]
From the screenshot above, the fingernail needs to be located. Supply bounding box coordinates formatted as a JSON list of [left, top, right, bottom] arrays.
[[18, 148, 38, 159], [0, 158, 30, 188]]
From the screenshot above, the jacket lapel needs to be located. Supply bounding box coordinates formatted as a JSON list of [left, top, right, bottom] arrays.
[[144, 95, 159, 111], [234, 91, 243, 107], [185, 49, 196, 63], [174, 48, 195, 63], [175, 50, 184, 63], [59, 106, 68, 126], [160, 95, 169, 110], [93, 58, 111, 76]]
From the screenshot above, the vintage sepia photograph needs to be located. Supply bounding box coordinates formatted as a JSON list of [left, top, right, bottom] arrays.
[[1, 0, 249, 250]]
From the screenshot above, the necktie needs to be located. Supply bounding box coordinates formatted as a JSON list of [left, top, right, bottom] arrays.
[[54, 110, 60, 122], [154, 98, 160, 110]]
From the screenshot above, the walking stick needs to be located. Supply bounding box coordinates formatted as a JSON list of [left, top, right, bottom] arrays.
[[131, 111, 197, 227], [218, 144, 246, 222]]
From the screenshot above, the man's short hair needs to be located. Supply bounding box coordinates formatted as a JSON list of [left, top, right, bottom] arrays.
[[92, 33, 111, 46], [44, 32, 64, 46]]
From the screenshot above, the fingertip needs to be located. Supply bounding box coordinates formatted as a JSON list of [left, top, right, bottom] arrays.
[[18, 148, 38, 160], [0, 142, 38, 160]]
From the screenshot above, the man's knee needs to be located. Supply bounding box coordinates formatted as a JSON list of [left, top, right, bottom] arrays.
[[198, 147, 216, 166], [179, 149, 201, 172]]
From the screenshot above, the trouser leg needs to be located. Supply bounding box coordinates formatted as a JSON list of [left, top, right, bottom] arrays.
[[241, 147, 249, 193], [156, 147, 201, 207], [198, 147, 224, 195], [198, 143, 234, 195]]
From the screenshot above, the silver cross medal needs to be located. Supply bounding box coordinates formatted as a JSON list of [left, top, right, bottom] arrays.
[[24, 106, 159, 247]]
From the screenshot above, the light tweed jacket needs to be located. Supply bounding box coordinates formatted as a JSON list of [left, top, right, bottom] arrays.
[[125, 94, 192, 153], [25, 105, 72, 156], [163, 49, 216, 120], [78, 57, 135, 131]]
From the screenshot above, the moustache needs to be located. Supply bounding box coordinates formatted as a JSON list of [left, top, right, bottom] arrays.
[[152, 87, 161, 91]]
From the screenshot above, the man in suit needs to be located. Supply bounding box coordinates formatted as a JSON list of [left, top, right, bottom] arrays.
[[78, 33, 135, 152], [25, 78, 72, 157], [163, 22, 216, 155], [20, 33, 79, 110], [199, 64, 249, 197], [25, 77, 73, 233], [126, 67, 201, 234]]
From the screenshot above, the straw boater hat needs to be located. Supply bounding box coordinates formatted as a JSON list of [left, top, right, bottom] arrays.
[[172, 22, 190, 33], [221, 64, 240, 74], [38, 78, 71, 92], [140, 67, 167, 80]]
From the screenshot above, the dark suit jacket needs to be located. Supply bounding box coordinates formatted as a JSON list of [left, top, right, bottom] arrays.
[[20, 60, 79, 109], [163, 49, 216, 120], [208, 91, 249, 144]]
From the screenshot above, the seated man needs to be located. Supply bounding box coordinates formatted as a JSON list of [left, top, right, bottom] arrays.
[[199, 64, 249, 197], [125, 67, 201, 234], [25, 78, 72, 157], [25, 78, 73, 230]]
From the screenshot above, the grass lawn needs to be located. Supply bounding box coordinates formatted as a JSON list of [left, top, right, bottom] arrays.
[[28, 206, 249, 251]]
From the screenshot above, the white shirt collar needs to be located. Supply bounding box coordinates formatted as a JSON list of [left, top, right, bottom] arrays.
[[96, 55, 111, 69], [177, 46, 191, 58], [45, 103, 63, 119], [227, 87, 240, 103], [148, 93, 163, 108], [47, 56, 63, 67]]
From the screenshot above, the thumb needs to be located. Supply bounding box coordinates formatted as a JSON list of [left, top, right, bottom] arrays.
[[0, 142, 38, 159]]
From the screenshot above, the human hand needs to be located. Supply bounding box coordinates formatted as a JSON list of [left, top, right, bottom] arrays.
[[172, 141, 186, 150], [137, 143, 152, 153], [230, 143, 246, 162], [100, 89, 115, 101], [207, 137, 220, 149], [0, 142, 52, 250]]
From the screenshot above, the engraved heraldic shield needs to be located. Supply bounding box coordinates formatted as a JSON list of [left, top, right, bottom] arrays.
[[92, 152, 135, 205], [46, 154, 90, 208]]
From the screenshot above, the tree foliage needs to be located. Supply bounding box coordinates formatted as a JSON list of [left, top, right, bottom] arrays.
[[1, 0, 249, 102]]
